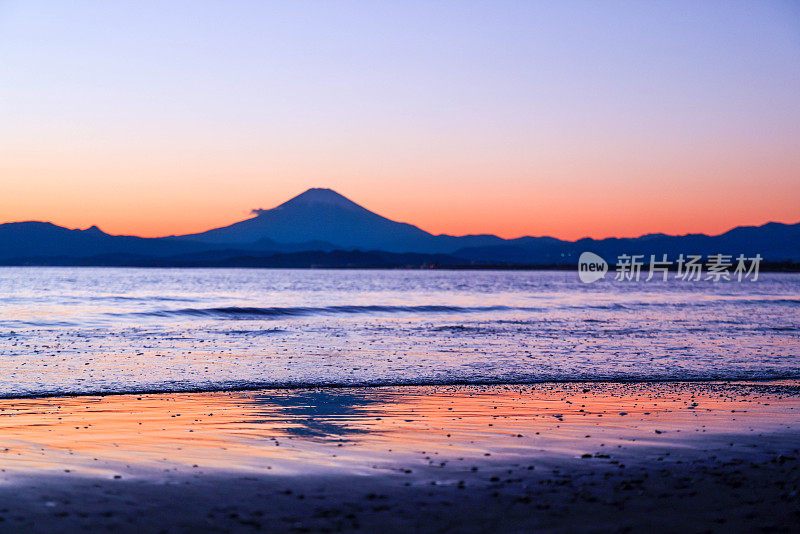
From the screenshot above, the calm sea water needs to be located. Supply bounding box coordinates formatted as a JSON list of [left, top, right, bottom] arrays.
[[0, 268, 798, 397]]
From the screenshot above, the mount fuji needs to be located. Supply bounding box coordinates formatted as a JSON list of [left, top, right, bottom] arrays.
[[179, 188, 502, 253]]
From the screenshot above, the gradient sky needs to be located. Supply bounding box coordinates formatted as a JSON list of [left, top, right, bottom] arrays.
[[1, 1, 799, 240]]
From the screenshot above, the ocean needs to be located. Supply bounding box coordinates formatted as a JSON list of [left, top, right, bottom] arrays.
[[0, 268, 798, 397]]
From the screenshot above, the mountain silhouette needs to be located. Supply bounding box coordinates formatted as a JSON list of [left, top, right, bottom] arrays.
[[180, 188, 445, 252], [0, 188, 797, 266]]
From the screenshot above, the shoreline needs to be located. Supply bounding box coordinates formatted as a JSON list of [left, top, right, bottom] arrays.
[[0, 381, 798, 532], [1, 377, 798, 401]]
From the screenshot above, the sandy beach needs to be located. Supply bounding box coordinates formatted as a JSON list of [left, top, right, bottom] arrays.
[[0, 381, 797, 532], [3, 0, 799, 530]]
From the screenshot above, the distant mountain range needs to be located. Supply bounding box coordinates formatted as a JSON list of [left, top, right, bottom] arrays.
[[1, 188, 798, 268]]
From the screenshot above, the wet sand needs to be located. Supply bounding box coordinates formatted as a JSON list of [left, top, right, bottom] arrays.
[[0, 381, 798, 532]]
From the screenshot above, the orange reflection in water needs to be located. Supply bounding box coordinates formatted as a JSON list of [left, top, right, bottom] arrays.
[[0, 383, 797, 480]]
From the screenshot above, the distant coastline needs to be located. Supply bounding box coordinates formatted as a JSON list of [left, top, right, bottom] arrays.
[[1, 255, 798, 272]]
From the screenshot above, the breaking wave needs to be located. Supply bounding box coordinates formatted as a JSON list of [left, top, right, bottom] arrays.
[[131, 304, 524, 319]]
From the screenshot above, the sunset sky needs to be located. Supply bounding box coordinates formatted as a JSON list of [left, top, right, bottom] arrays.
[[1, 1, 798, 240]]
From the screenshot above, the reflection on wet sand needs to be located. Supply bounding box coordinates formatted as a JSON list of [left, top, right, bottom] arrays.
[[246, 390, 394, 440], [0, 382, 797, 481]]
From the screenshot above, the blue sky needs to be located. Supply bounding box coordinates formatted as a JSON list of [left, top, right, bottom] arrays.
[[1, 1, 798, 238]]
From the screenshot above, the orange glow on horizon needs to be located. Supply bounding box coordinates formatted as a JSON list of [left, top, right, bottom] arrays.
[[1, 167, 798, 241], [1, 192, 798, 241], [1, 136, 798, 241]]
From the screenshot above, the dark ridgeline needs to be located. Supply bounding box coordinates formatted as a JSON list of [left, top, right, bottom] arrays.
[[0, 188, 798, 268]]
